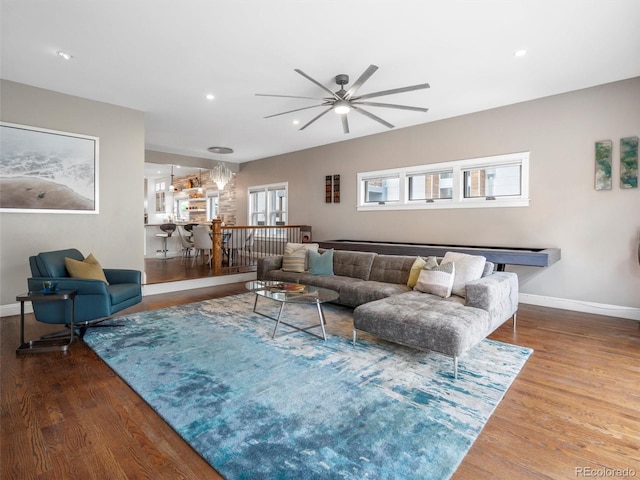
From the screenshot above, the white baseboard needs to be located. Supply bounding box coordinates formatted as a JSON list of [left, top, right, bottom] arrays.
[[0, 272, 257, 318], [1, 302, 33, 317], [142, 272, 256, 296], [519, 293, 640, 321]]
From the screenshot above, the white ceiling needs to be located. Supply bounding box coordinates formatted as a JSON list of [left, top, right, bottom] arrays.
[[144, 162, 200, 181], [2, 0, 639, 165]]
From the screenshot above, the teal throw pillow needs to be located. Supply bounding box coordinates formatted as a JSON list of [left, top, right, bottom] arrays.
[[308, 249, 334, 275]]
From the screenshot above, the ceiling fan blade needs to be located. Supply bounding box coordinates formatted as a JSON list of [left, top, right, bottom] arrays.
[[295, 69, 341, 100], [353, 101, 429, 112], [264, 103, 328, 119], [341, 114, 350, 134], [345, 64, 378, 99], [351, 105, 395, 129], [299, 107, 333, 130], [256, 93, 324, 100], [356, 83, 430, 100]]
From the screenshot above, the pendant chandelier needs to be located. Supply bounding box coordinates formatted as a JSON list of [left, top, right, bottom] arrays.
[[207, 146, 234, 190], [169, 165, 175, 192], [211, 162, 233, 190]]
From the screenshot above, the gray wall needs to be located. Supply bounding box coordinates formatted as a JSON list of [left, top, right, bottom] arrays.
[[2, 78, 637, 312], [0, 80, 145, 306], [236, 78, 640, 309]]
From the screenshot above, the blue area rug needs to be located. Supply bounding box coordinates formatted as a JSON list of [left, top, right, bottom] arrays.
[[84, 293, 532, 479]]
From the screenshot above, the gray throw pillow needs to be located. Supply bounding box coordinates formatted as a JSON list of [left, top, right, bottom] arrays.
[[414, 261, 455, 298]]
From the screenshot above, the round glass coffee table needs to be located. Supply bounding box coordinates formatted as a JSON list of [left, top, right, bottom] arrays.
[[246, 281, 339, 340]]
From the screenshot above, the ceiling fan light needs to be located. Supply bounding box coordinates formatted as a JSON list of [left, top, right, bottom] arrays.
[[334, 102, 350, 114]]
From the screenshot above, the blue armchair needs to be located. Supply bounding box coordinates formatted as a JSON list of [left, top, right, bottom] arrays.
[[27, 249, 142, 335]]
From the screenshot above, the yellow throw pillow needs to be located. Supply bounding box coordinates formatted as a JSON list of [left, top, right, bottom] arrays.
[[65, 253, 109, 284], [407, 256, 438, 288]]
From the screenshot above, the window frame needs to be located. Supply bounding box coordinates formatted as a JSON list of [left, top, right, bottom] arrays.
[[206, 192, 219, 221], [247, 182, 288, 226], [154, 180, 166, 213], [407, 169, 454, 202], [362, 174, 401, 205], [175, 197, 189, 219], [357, 152, 529, 211]]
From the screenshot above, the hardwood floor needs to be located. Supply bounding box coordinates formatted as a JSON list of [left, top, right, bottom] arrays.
[[144, 254, 256, 284], [144, 256, 219, 284], [2, 286, 639, 479]]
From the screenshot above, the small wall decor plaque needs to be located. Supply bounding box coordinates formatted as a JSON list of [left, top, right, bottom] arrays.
[[325, 174, 341, 203], [594, 140, 612, 190], [620, 136, 638, 189], [325, 175, 333, 203]]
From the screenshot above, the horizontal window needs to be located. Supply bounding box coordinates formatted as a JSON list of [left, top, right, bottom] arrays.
[[363, 176, 400, 204], [408, 171, 453, 201], [357, 152, 529, 211], [463, 164, 521, 199]]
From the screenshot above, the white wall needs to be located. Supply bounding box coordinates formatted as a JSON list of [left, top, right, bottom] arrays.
[[0, 80, 145, 307], [236, 78, 640, 314]]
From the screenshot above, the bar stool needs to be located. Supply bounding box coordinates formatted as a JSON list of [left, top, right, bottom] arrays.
[[155, 223, 177, 259]]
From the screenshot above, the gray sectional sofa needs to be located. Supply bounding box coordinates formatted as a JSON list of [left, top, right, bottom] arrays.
[[257, 248, 518, 378]]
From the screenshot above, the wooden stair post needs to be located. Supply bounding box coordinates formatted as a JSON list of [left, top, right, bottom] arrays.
[[211, 219, 223, 275]]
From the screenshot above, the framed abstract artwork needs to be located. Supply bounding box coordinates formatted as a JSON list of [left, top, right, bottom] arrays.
[[620, 136, 638, 189], [594, 140, 612, 190], [0, 122, 99, 213]]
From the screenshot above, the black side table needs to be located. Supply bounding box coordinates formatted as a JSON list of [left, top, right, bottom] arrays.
[[16, 289, 78, 353]]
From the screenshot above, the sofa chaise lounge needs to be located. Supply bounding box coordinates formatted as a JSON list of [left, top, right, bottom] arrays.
[[258, 247, 518, 378]]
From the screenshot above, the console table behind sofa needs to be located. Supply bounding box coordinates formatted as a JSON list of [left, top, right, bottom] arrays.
[[317, 240, 561, 271]]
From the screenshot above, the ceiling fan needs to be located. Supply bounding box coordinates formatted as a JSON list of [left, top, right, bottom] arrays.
[[256, 64, 430, 134]]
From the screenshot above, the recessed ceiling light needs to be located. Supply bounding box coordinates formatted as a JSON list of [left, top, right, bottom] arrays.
[[514, 49, 527, 57], [205, 94, 215, 100], [292, 120, 299, 125], [57, 51, 73, 60]]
